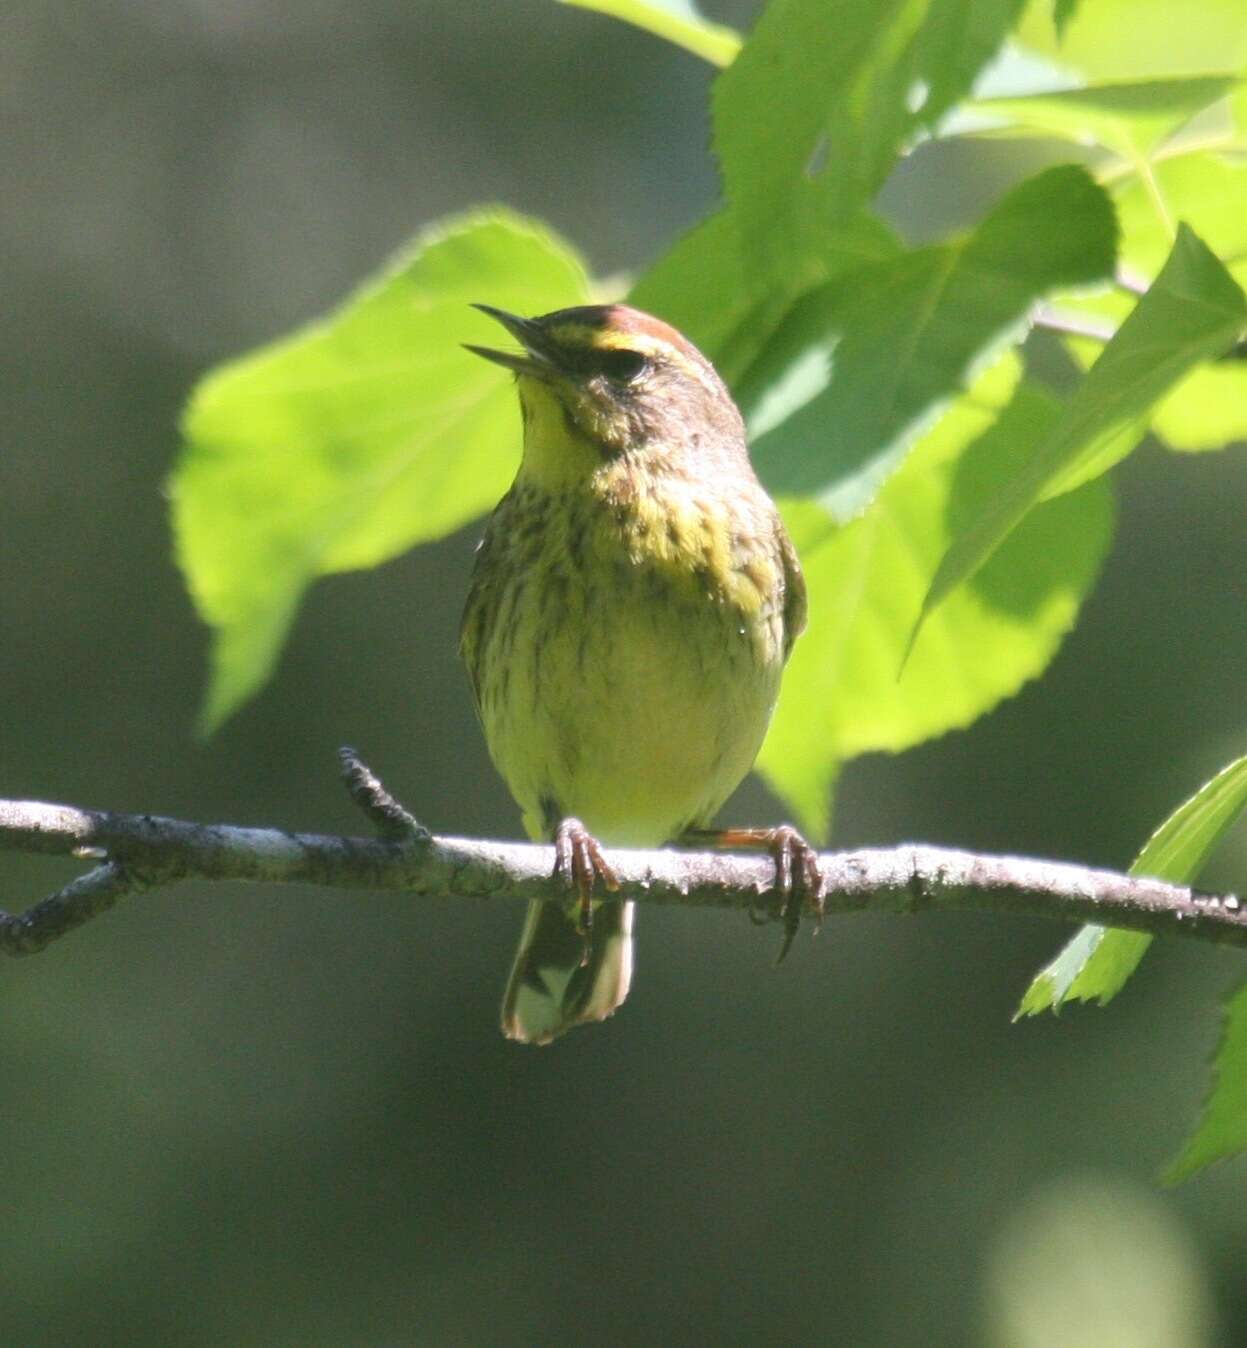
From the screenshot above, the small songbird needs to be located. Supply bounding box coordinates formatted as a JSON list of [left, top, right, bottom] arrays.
[[461, 303, 817, 1044]]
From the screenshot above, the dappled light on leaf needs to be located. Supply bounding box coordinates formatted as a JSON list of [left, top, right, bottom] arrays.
[[918, 225, 1247, 644], [744, 165, 1116, 521], [713, 0, 1026, 278], [757, 362, 1113, 837]]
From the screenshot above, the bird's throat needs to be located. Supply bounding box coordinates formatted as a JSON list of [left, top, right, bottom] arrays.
[[515, 378, 610, 490]]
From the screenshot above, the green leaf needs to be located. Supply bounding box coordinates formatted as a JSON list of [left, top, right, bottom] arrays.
[[965, 74, 1240, 156], [1017, 755, 1247, 1018], [629, 206, 901, 389], [1151, 362, 1247, 453], [1167, 979, 1247, 1182], [1093, 123, 1247, 281], [1017, 0, 1247, 80], [1035, 221, 1245, 496], [1052, 0, 1080, 38], [1064, 155, 1247, 453], [741, 165, 1117, 522], [919, 225, 1247, 640], [556, 0, 741, 67], [1014, 926, 1152, 1019], [713, 0, 1025, 274], [757, 361, 1114, 837], [172, 210, 590, 732], [712, 0, 926, 271]]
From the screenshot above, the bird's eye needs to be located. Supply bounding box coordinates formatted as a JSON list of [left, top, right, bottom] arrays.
[[596, 349, 647, 382]]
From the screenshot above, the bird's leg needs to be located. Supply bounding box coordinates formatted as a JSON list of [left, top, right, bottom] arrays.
[[552, 817, 620, 955], [682, 825, 823, 963]]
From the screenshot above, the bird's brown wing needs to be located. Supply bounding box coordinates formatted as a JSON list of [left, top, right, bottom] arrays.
[[778, 524, 808, 662]]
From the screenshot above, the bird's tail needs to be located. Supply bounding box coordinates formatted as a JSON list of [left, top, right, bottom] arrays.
[[501, 898, 634, 1045]]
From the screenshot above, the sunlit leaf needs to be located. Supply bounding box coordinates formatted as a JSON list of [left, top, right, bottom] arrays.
[[758, 362, 1114, 837], [1065, 155, 1247, 453], [1017, 755, 1247, 1017], [1052, 0, 1080, 38], [173, 211, 589, 732], [919, 225, 1247, 638], [629, 206, 901, 389], [1017, 0, 1247, 80], [713, 0, 1025, 275], [1150, 361, 1247, 453], [1110, 143, 1247, 278], [556, 0, 741, 67], [965, 74, 1239, 155], [742, 165, 1116, 522]]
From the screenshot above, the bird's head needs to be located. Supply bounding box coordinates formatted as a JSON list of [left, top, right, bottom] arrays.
[[465, 303, 744, 486]]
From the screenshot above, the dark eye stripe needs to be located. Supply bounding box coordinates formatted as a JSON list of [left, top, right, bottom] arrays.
[[593, 349, 647, 381], [544, 330, 650, 381]]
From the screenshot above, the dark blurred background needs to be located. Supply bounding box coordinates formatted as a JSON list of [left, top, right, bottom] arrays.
[[4, 3, 1246, 1344]]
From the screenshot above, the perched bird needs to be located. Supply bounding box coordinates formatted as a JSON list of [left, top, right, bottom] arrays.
[[461, 303, 816, 1044]]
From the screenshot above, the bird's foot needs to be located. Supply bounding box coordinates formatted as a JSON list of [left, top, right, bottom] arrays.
[[686, 824, 823, 963], [553, 817, 620, 960]]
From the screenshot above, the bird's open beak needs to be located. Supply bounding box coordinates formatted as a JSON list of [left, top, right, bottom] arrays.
[[464, 304, 553, 376]]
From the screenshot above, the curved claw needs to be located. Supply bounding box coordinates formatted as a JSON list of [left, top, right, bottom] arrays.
[[683, 824, 824, 961], [552, 818, 619, 960], [770, 824, 824, 965]]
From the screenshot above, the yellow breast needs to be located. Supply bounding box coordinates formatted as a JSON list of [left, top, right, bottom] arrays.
[[462, 465, 791, 846]]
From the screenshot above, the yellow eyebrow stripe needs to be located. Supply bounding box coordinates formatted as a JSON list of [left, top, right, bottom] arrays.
[[544, 324, 669, 354]]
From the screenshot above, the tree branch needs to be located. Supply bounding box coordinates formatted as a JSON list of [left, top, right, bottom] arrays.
[[1, 751, 1244, 957]]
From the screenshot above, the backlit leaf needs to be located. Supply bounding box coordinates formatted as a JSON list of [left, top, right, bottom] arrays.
[[713, 0, 1025, 276], [173, 211, 589, 731], [1064, 154, 1247, 453], [1017, 0, 1247, 80], [758, 363, 1114, 837], [556, 0, 741, 67], [965, 74, 1239, 156], [743, 165, 1117, 522], [918, 225, 1247, 639], [1017, 755, 1247, 1016]]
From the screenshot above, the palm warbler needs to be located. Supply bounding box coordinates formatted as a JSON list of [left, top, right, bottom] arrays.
[[462, 303, 814, 1044]]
